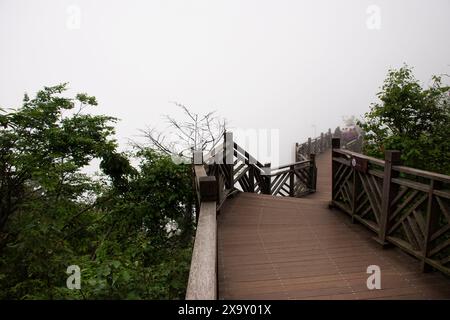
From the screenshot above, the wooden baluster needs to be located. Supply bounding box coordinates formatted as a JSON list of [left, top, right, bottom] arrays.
[[422, 179, 442, 272], [377, 150, 401, 247]]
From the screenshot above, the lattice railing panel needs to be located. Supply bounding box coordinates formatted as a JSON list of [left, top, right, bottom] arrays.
[[331, 140, 450, 276], [332, 161, 353, 213], [429, 195, 450, 272], [354, 171, 384, 231], [387, 184, 429, 254]]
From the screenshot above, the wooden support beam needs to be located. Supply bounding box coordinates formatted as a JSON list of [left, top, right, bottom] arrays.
[[377, 150, 401, 247]]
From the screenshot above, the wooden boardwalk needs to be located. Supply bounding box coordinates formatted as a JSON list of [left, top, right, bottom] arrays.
[[217, 150, 450, 300]]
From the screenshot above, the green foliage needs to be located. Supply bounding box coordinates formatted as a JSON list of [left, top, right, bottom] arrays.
[[0, 85, 194, 299], [359, 65, 450, 174]]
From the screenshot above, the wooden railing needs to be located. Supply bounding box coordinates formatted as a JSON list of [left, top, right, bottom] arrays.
[[331, 138, 450, 276], [187, 131, 318, 299], [206, 132, 317, 197], [295, 129, 333, 161], [295, 127, 364, 161]]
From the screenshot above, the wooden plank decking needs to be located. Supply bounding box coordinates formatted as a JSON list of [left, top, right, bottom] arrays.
[[217, 150, 450, 299]]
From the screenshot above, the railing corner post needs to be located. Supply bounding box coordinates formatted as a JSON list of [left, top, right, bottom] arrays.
[[377, 150, 401, 247]]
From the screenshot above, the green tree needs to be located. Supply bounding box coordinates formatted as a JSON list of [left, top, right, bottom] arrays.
[[0, 84, 125, 232], [359, 65, 450, 174], [75, 149, 194, 299], [0, 84, 194, 299]]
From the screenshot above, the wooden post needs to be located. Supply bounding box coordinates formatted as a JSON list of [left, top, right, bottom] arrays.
[[198, 176, 218, 202], [223, 132, 234, 189], [307, 138, 312, 157], [309, 154, 316, 191], [262, 163, 271, 195], [422, 179, 441, 272], [320, 133, 324, 153], [289, 165, 295, 197], [351, 164, 361, 224], [377, 150, 401, 247], [193, 150, 203, 222], [331, 138, 341, 204], [328, 128, 332, 148], [295, 143, 299, 162]]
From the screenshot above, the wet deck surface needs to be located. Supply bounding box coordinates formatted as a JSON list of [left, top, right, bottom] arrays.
[[217, 150, 450, 299]]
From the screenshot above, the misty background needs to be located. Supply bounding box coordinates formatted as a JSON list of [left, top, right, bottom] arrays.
[[1, 0, 449, 165]]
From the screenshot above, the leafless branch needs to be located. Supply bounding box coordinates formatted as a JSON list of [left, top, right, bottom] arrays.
[[138, 102, 227, 160]]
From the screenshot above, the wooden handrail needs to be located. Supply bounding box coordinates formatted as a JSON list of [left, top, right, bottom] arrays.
[[332, 148, 385, 167], [393, 165, 450, 184], [185, 201, 217, 299], [270, 159, 311, 171], [186, 158, 218, 300]]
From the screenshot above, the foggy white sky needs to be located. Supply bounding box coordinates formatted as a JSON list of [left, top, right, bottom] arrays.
[[1, 0, 449, 165]]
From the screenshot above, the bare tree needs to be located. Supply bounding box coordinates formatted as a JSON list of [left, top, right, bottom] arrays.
[[141, 102, 227, 159]]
